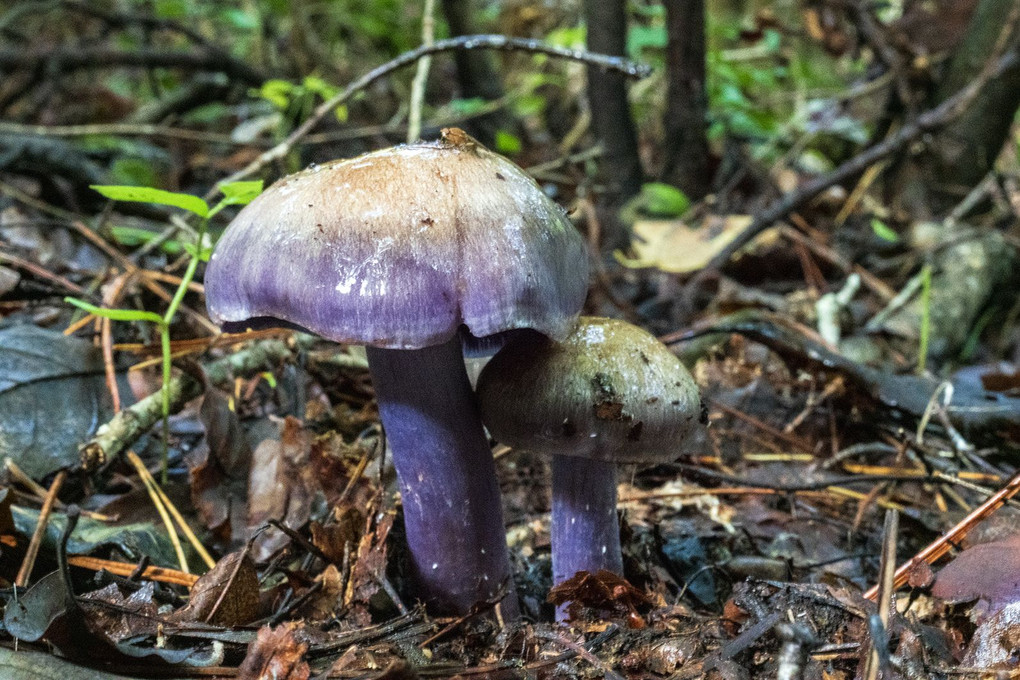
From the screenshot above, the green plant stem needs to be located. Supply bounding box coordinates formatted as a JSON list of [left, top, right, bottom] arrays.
[[159, 322, 171, 483], [918, 264, 933, 374]]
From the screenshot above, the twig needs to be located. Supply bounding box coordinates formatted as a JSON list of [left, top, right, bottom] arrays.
[[864, 468, 1020, 600], [533, 627, 624, 680], [864, 509, 898, 680], [703, 48, 1019, 271], [0, 46, 266, 85], [127, 450, 216, 570], [15, 470, 67, 587], [0, 251, 85, 295], [209, 34, 651, 196], [407, 0, 436, 143], [68, 555, 199, 587], [126, 451, 189, 574], [79, 339, 292, 472]]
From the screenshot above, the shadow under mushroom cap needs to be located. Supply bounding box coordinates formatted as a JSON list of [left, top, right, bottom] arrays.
[[205, 137, 589, 349]]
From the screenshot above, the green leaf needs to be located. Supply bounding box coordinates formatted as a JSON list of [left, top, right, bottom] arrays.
[[222, 8, 258, 30], [65, 297, 165, 326], [219, 180, 264, 206], [640, 182, 691, 217], [494, 130, 522, 155], [302, 75, 338, 99], [450, 97, 487, 115], [627, 24, 668, 58], [258, 79, 294, 110], [870, 218, 899, 243], [91, 185, 209, 218]]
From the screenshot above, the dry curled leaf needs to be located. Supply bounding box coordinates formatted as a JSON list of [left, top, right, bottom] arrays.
[[172, 550, 259, 626], [238, 622, 310, 680], [248, 416, 319, 561]]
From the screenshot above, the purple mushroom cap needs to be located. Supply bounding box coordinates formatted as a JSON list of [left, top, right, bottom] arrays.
[[204, 129, 589, 619], [205, 130, 588, 348]]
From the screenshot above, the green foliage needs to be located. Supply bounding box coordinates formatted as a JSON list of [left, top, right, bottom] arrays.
[[109, 158, 162, 189], [109, 226, 185, 255], [870, 218, 900, 243], [495, 130, 523, 155], [918, 264, 933, 373], [638, 183, 691, 217], [257, 77, 349, 124], [67, 180, 263, 479], [91, 185, 210, 217], [219, 180, 266, 207], [627, 24, 668, 57], [546, 26, 586, 49]]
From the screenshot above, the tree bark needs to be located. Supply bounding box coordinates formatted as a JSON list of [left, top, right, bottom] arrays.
[[583, 0, 643, 247], [897, 0, 1020, 215], [661, 0, 710, 199]]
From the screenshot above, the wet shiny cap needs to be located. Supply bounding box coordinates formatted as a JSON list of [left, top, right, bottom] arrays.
[[476, 317, 702, 464], [205, 128, 589, 349]]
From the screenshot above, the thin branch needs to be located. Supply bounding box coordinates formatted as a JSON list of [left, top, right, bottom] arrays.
[[78, 339, 292, 472], [209, 34, 651, 196], [0, 47, 267, 85], [863, 467, 1020, 600], [407, 0, 437, 143], [704, 48, 1019, 272]]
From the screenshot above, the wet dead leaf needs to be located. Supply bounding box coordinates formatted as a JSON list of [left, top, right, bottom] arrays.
[[547, 570, 651, 626], [933, 533, 1020, 619], [80, 582, 160, 641], [189, 388, 252, 548], [237, 622, 311, 680], [0, 325, 127, 478], [310, 507, 362, 565], [295, 563, 344, 621]]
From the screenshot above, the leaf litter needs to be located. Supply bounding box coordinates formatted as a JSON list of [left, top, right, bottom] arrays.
[[4, 5, 1020, 677]]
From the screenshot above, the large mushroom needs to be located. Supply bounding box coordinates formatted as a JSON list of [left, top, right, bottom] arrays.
[[475, 316, 702, 619], [204, 129, 589, 618]]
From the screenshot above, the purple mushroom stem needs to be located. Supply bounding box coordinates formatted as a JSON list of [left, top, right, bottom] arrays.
[[550, 454, 623, 620], [366, 337, 520, 620]]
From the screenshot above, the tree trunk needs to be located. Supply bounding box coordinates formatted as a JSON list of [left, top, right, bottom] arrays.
[[661, 0, 711, 199], [583, 0, 643, 247], [440, 0, 514, 147], [898, 0, 1020, 215]]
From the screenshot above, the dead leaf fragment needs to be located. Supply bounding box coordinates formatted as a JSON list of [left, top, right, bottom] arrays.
[[547, 569, 651, 625], [172, 550, 260, 626], [238, 622, 311, 680], [248, 416, 319, 561], [932, 533, 1020, 619], [617, 215, 754, 274], [960, 600, 1020, 670]]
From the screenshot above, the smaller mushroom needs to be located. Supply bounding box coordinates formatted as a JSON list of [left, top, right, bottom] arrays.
[[476, 316, 702, 619]]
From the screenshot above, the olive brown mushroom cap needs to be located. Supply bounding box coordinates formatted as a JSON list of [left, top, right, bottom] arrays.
[[204, 130, 589, 349], [477, 316, 701, 464]]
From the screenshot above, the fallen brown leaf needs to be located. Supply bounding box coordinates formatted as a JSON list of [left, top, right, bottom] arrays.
[[237, 622, 311, 680], [171, 550, 260, 626]]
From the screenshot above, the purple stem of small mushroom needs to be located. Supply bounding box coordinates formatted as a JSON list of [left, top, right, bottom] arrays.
[[367, 338, 520, 620], [551, 454, 623, 621]]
